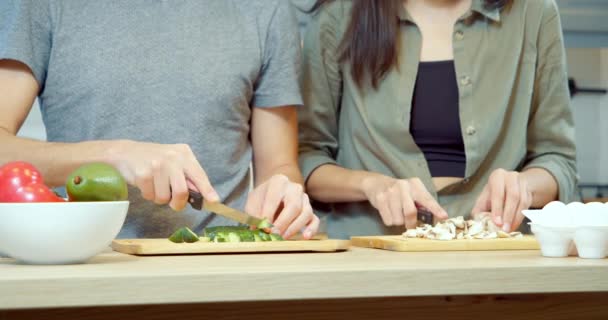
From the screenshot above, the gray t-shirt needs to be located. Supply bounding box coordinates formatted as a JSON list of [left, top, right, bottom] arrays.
[[0, 0, 303, 238]]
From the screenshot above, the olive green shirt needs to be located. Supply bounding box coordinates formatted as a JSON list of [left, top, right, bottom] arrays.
[[298, 0, 578, 239]]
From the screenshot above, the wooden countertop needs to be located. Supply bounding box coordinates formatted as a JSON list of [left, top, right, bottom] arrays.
[[1, 247, 607, 310]]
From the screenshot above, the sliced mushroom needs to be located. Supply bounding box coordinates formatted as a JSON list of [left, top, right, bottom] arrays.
[[467, 221, 484, 236], [448, 216, 466, 229], [404, 229, 418, 238], [496, 230, 511, 238], [402, 215, 525, 241]]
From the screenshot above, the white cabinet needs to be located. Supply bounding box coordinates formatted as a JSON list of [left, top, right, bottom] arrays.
[[556, 0, 608, 47]]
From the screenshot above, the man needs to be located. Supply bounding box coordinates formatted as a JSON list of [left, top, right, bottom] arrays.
[[0, 0, 319, 239]]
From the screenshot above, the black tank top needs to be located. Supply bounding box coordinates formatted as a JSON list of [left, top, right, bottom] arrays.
[[410, 60, 466, 177]]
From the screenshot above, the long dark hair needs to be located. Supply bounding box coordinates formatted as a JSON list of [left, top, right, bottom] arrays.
[[312, 0, 513, 89]]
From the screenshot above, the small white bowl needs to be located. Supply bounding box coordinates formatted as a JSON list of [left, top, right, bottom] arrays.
[[0, 201, 128, 264], [530, 223, 575, 257], [573, 227, 608, 259]]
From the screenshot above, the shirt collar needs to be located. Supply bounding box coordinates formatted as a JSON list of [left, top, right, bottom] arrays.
[[470, 0, 501, 22], [398, 0, 501, 23]]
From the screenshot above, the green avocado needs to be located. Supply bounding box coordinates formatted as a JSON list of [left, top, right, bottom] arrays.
[[66, 163, 128, 201]]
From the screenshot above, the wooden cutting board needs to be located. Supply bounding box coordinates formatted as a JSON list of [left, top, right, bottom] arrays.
[[112, 239, 350, 255], [350, 235, 539, 252]]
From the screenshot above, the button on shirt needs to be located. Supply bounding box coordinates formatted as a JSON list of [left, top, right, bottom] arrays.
[[298, 0, 577, 239]]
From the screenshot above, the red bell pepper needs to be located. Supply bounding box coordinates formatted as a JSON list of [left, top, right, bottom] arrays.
[[0, 162, 65, 203]]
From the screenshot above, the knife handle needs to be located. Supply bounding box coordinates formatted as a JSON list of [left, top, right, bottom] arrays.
[[187, 189, 204, 210], [417, 208, 434, 225]]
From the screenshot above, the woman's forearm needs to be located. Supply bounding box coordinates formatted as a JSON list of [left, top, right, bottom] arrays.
[[521, 167, 559, 208], [305, 164, 386, 203]]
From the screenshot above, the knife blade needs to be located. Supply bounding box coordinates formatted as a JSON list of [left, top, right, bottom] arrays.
[[187, 190, 271, 228]]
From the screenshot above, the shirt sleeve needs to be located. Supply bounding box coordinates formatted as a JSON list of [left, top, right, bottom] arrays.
[[297, 3, 345, 182], [0, 0, 52, 88], [252, 1, 303, 108], [523, 0, 578, 203]]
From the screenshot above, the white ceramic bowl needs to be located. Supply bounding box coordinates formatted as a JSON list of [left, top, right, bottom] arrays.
[[530, 223, 575, 257], [573, 227, 608, 259], [0, 201, 128, 264]]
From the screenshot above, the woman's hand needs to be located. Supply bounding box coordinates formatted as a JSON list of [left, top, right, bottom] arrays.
[[244, 174, 320, 240], [361, 175, 448, 229], [472, 169, 533, 232]]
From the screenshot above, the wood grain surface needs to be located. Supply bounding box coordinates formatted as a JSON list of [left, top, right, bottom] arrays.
[[351, 235, 540, 251], [1, 248, 607, 310], [111, 238, 350, 255]]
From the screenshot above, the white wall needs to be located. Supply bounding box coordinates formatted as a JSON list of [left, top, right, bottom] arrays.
[[601, 49, 608, 184], [567, 48, 608, 186]]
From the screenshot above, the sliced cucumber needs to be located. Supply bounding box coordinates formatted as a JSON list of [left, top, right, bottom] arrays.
[[256, 230, 271, 241], [257, 218, 273, 229], [269, 233, 284, 241], [253, 233, 262, 242], [168, 227, 200, 243], [238, 230, 255, 242], [214, 234, 227, 243], [227, 232, 241, 242], [202, 226, 283, 243], [204, 226, 246, 237]]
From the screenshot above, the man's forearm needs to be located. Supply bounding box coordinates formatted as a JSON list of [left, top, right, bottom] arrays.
[[0, 130, 116, 187]]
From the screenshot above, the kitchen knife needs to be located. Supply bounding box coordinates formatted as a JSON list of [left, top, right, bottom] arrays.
[[417, 208, 434, 225], [187, 190, 272, 228]]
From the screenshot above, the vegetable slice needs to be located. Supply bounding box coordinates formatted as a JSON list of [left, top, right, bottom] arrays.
[[227, 232, 241, 242], [202, 226, 284, 243], [168, 227, 200, 243], [269, 233, 284, 241], [256, 218, 273, 229]]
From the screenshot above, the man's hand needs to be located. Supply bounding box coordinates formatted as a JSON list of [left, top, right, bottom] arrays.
[[472, 169, 533, 232], [107, 140, 219, 211], [244, 174, 319, 239]]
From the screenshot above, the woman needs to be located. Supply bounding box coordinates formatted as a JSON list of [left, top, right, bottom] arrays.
[[298, 0, 577, 239]]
